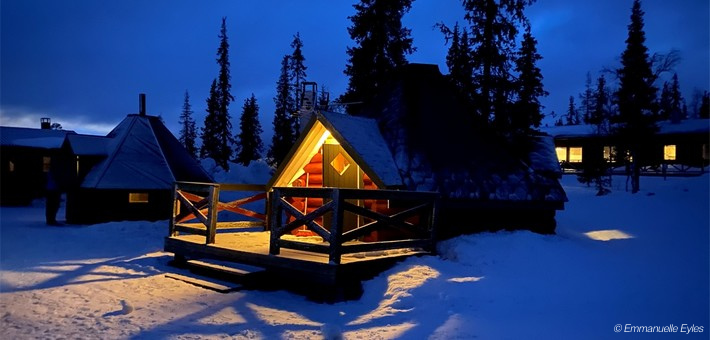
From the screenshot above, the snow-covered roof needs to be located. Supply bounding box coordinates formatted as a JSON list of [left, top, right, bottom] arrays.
[[542, 119, 710, 138], [0, 126, 75, 149], [66, 134, 110, 156], [81, 114, 212, 189], [318, 111, 402, 187]]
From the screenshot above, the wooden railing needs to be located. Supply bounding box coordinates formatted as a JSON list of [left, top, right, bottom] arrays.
[[170, 181, 267, 244], [269, 187, 439, 265]]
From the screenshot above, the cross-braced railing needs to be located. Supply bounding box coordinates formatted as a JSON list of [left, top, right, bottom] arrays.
[[269, 187, 439, 264], [170, 181, 267, 244]]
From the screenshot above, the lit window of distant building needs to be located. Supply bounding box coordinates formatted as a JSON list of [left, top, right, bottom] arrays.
[[569, 147, 583, 163], [555, 147, 567, 162], [663, 145, 676, 161], [43, 157, 51, 173]]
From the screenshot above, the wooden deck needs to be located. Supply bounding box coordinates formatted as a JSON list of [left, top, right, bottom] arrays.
[[164, 231, 428, 285], [165, 182, 439, 285]]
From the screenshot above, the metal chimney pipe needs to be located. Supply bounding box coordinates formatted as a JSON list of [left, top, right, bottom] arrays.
[[139, 93, 146, 116]]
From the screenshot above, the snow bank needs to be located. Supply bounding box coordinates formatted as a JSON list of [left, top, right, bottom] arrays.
[[1, 174, 707, 339]]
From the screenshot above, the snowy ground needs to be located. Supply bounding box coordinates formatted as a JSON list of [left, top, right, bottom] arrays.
[[1, 172, 708, 339]]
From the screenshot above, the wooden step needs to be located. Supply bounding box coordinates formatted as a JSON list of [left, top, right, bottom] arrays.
[[186, 259, 266, 277], [165, 273, 242, 293]]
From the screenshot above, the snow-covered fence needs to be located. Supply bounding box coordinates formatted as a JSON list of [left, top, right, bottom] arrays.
[[269, 187, 440, 265], [170, 181, 267, 244]]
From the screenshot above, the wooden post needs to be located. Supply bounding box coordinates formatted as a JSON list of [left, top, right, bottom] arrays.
[[169, 183, 179, 237], [328, 189, 343, 265], [269, 189, 283, 255], [206, 184, 219, 244], [427, 196, 440, 253]]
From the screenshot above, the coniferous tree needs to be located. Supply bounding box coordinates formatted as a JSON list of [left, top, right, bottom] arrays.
[[341, 0, 415, 115], [201, 17, 235, 171], [614, 0, 657, 193], [289, 32, 307, 131], [658, 81, 672, 121], [590, 75, 611, 134], [235, 94, 263, 166], [579, 72, 594, 124], [700, 91, 710, 119], [444, 22, 475, 104], [565, 96, 579, 125], [512, 24, 547, 132], [668, 73, 684, 123], [268, 55, 297, 169], [178, 90, 198, 159], [462, 0, 532, 131], [318, 85, 330, 109]]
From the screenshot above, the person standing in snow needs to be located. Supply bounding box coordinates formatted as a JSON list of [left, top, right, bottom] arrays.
[[45, 157, 63, 226]]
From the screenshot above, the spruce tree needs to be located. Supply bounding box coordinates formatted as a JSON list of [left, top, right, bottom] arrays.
[[614, 0, 657, 193], [200, 17, 235, 171], [341, 0, 415, 115], [579, 72, 594, 124], [268, 55, 297, 169], [700, 91, 710, 119], [462, 0, 533, 130], [444, 22, 475, 105], [512, 24, 547, 132], [235, 94, 263, 166], [289, 32, 307, 131], [590, 75, 610, 134], [566, 96, 579, 125], [318, 85, 330, 109], [178, 90, 198, 159], [668, 73, 684, 123]]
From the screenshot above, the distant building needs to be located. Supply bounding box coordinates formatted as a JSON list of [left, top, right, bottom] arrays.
[[0, 119, 75, 205], [543, 119, 710, 175], [62, 96, 213, 224]]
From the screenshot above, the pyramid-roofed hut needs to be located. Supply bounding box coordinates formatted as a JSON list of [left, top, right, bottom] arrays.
[[65, 110, 212, 224]]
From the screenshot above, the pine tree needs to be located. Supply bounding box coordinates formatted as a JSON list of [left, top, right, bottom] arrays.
[[341, 0, 415, 115], [566, 96, 579, 125], [268, 55, 297, 169], [318, 85, 330, 109], [590, 75, 610, 134], [289, 32, 307, 132], [462, 0, 532, 130], [579, 72, 594, 123], [178, 90, 198, 159], [235, 94, 263, 166], [614, 0, 657, 193], [699, 91, 710, 119], [668, 73, 684, 123], [512, 24, 547, 132], [658, 81, 672, 121], [200, 17, 235, 171], [444, 22, 475, 104]]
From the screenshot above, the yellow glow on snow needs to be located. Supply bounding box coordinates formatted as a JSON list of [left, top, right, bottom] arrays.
[[246, 303, 322, 327], [584, 229, 634, 241]]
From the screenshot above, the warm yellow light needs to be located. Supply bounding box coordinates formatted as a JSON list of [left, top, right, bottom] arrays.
[[555, 147, 567, 162], [584, 229, 634, 241], [569, 147, 583, 163], [664, 145, 676, 161]]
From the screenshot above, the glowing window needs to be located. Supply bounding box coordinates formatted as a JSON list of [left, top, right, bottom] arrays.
[[8, 161, 14, 172], [569, 147, 583, 163], [129, 193, 149, 203], [603, 146, 616, 161], [555, 147, 567, 162], [663, 145, 676, 161], [43, 156, 51, 173], [330, 153, 351, 175]]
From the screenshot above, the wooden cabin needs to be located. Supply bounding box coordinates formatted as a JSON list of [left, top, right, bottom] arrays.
[[271, 64, 567, 236], [63, 99, 212, 224], [544, 119, 710, 175], [0, 120, 75, 205]]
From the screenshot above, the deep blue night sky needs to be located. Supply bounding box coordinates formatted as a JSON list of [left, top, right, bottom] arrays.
[[1, 0, 708, 139]]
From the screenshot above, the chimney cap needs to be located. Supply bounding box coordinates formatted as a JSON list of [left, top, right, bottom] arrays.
[[139, 93, 146, 116]]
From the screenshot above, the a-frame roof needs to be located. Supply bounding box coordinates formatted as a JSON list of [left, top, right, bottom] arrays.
[[267, 111, 402, 189], [81, 114, 212, 189]]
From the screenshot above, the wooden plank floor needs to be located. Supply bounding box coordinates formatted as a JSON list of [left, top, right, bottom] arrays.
[[165, 231, 428, 284]]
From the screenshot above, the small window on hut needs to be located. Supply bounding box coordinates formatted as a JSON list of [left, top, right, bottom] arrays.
[[129, 193, 149, 203], [555, 147, 567, 162], [8, 161, 15, 172], [663, 145, 676, 161], [569, 147, 583, 163], [43, 157, 51, 172]]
